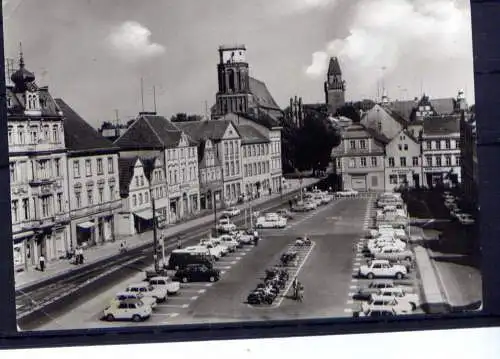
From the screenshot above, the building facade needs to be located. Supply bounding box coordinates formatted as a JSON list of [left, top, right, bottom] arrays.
[[421, 117, 462, 188], [324, 57, 346, 116], [7, 55, 71, 271], [56, 99, 121, 248], [142, 156, 169, 228], [384, 129, 423, 191], [460, 112, 478, 208], [361, 103, 407, 141], [331, 124, 387, 191], [114, 113, 200, 223], [197, 139, 223, 210]]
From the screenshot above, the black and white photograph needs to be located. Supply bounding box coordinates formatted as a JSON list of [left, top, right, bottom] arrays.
[[4, 0, 482, 332]]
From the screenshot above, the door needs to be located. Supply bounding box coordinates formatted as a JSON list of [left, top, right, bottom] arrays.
[[351, 175, 367, 191]]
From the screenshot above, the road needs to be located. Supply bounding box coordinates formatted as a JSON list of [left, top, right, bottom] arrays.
[[34, 196, 377, 330]]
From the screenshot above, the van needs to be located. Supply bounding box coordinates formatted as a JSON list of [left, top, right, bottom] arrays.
[[166, 249, 214, 270]]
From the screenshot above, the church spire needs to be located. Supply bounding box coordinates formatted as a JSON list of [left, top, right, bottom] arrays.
[[19, 42, 25, 69]]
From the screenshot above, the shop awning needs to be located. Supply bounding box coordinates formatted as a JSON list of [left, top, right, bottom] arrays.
[[77, 221, 95, 229], [134, 209, 154, 220]]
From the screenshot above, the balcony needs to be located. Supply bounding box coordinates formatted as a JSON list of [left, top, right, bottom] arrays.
[[29, 178, 56, 187], [71, 201, 122, 218]]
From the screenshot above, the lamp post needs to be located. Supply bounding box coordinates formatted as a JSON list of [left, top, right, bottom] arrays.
[[150, 188, 160, 273], [213, 191, 219, 234]]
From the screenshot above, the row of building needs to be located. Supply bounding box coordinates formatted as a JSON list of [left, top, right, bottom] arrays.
[[7, 44, 286, 271], [331, 90, 477, 209]]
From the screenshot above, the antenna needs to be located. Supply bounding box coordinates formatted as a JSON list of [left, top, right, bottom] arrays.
[[114, 109, 120, 126], [153, 86, 157, 113], [205, 100, 209, 120], [141, 77, 145, 112]]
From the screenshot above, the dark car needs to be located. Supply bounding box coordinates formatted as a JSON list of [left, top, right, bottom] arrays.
[[353, 280, 397, 301], [173, 264, 221, 283]]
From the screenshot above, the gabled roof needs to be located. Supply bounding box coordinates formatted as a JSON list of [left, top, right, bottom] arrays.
[[387, 100, 416, 121], [175, 120, 237, 142], [55, 99, 118, 153], [249, 77, 281, 110], [114, 115, 195, 150], [430, 98, 455, 115], [422, 116, 460, 136], [7, 86, 62, 117], [342, 123, 389, 144], [238, 125, 269, 144], [118, 156, 140, 197], [327, 57, 342, 75], [198, 140, 221, 169], [140, 156, 163, 182], [378, 104, 409, 127]]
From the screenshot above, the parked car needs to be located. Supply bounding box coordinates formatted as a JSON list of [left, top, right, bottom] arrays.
[[109, 292, 157, 309], [173, 264, 221, 283], [277, 209, 294, 219], [148, 276, 181, 295], [218, 218, 237, 232], [221, 207, 241, 217], [237, 229, 257, 245], [358, 259, 408, 279], [357, 297, 413, 316], [337, 189, 358, 197], [256, 213, 287, 229], [372, 247, 414, 262], [125, 282, 168, 303], [353, 280, 414, 301], [371, 287, 420, 310], [457, 213, 475, 225], [103, 298, 152, 322], [218, 234, 240, 251]]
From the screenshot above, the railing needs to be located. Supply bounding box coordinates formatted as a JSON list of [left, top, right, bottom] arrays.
[[29, 178, 56, 186]]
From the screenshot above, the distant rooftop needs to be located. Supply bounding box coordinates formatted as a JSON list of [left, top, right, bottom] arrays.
[[219, 44, 246, 51]]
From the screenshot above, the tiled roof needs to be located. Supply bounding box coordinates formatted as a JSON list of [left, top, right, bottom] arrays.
[[7, 86, 62, 117], [430, 98, 455, 115], [198, 140, 221, 169], [175, 120, 235, 142], [387, 100, 416, 121], [118, 156, 139, 197], [342, 124, 390, 144], [249, 77, 281, 110], [114, 115, 193, 150], [327, 57, 342, 75], [423, 116, 460, 136], [55, 99, 117, 152], [237, 124, 269, 144], [378, 104, 409, 127]]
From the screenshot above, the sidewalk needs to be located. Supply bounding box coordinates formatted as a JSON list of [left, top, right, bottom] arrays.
[[15, 177, 320, 291]]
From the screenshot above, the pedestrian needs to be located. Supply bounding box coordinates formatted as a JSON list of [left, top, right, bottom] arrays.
[[39, 255, 45, 272], [289, 199, 293, 210], [177, 236, 182, 249], [268, 187, 272, 196]]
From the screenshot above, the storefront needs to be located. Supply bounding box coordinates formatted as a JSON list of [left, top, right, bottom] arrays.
[[134, 208, 154, 233], [76, 220, 95, 246]]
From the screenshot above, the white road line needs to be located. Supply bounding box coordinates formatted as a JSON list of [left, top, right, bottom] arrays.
[[271, 241, 317, 308], [182, 304, 189, 308], [230, 261, 238, 264], [156, 304, 189, 309], [352, 278, 358, 283], [190, 296, 198, 300], [346, 299, 354, 305], [153, 313, 179, 317], [215, 266, 231, 269], [349, 285, 357, 289], [221, 270, 226, 274], [235, 257, 242, 260], [348, 292, 355, 297], [198, 289, 206, 294], [344, 308, 353, 313]]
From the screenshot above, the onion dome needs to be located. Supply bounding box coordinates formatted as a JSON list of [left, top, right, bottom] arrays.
[[11, 44, 36, 92]]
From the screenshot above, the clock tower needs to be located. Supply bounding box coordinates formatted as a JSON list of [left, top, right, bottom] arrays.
[[324, 56, 346, 116]]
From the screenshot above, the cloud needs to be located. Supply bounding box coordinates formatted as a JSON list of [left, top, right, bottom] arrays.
[[305, 0, 473, 99], [107, 21, 165, 62], [266, 0, 338, 15], [306, 51, 330, 78]]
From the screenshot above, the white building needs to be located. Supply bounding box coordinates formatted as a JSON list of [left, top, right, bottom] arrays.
[[421, 116, 462, 188], [56, 99, 122, 248], [114, 113, 200, 223], [384, 129, 423, 191], [7, 54, 71, 271]]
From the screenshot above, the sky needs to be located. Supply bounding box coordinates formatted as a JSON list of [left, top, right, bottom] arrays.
[[3, 0, 475, 128]]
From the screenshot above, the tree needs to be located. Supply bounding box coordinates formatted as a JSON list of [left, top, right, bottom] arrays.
[[335, 104, 361, 123], [170, 113, 204, 122]]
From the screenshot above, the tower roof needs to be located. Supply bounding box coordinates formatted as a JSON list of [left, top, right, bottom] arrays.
[[11, 43, 36, 92], [327, 57, 342, 76]]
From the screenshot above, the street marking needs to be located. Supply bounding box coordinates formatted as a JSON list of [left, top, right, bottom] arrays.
[[235, 257, 242, 260], [157, 304, 190, 309], [344, 308, 353, 313], [215, 266, 231, 269], [182, 304, 189, 308], [221, 270, 226, 274], [352, 278, 358, 283], [230, 261, 238, 264], [153, 313, 179, 317], [190, 296, 198, 300], [348, 292, 355, 297], [349, 285, 357, 289], [346, 299, 354, 304], [198, 289, 206, 294]]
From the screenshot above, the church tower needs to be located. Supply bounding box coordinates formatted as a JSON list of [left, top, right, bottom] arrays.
[[324, 56, 346, 116], [213, 44, 253, 118]]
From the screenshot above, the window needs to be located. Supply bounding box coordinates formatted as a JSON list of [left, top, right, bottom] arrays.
[[236, 160, 240, 174], [55, 158, 61, 177], [30, 126, 38, 143], [41, 196, 50, 217], [85, 159, 92, 176], [182, 168, 185, 182], [174, 170, 178, 183], [42, 125, 50, 141], [140, 176, 144, 186], [436, 156, 442, 167], [97, 158, 103, 175], [52, 125, 59, 143], [258, 162, 262, 174], [243, 147, 247, 157], [348, 158, 356, 168], [445, 140, 451, 149], [98, 188, 104, 203], [403, 144, 408, 150], [22, 198, 29, 220], [11, 200, 18, 222], [425, 155, 432, 167], [350, 140, 356, 149], [360, 140, 366, 149], [371, 176, 378, 187], [445, 155, 452, 166], [455, 156, 461, 166], [75, 191, 82, 208], [145, 191, 149, 203], [412, 157, 419, 166], [109, 185, 115, 201], [8, 126, 13, 145], [398, 144, 402, 151], [389, 175, 398, 184], [371, 157, 377, 167], [388, 157, 395, 167], [135, 176, 139, 187], [252, 145, 256, 156], [18, 126, 25, 144], [87, 189, 93, 206], [224, 143, 229, 156], [107, 157, 114, 173], [73, 161, 80, 178], [231, 162, 235, 176], [399, 174, 407, 184], [132, 194, 137, 207], [435, 141, 441, 150], [57, 193, 63, 212], [9, 162, 16, 183], [360, 157, 367, 167], [400, 157, 406, 167]]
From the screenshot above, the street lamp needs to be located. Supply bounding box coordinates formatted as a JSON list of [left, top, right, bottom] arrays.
[[150, 188, 160, 273], [213, 191, 220, 234]]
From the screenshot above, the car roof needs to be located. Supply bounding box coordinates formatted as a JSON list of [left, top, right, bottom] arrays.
[[115, 292, 137, 297], [128, 283, 149, 288], [117, 298, 142, 304], [149, 276, 170, 280]]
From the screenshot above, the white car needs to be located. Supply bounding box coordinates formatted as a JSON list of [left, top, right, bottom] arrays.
[[457, 213, 475, 225], [125, 283, 168, 303], [237, 230, 256, 244], [110, 292, 157, 309], [148, 276, 181, 295], [103, 299, 152, 322], [358, 259, 408, 279], [337, 189, 358, 197], [256, 213, 287, 229], [359, 297, 413, 316], [218, 218, 237, 232], [371, 287, 420, 310], [367, 240, 406, 253], [217, 234, 239, 251], [372, 247, 414, 262], [221, 207, 241, 217], [184, 245, 222, 260], [199, 239, 228, 257]]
